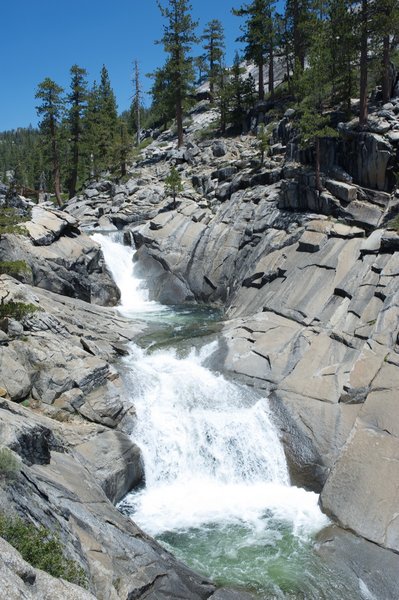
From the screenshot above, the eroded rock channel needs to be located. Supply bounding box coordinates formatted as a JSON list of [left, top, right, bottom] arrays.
[[1, 100, 399, 598]]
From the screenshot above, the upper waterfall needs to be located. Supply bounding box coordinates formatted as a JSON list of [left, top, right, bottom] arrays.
[[92, 232, 165, 315]]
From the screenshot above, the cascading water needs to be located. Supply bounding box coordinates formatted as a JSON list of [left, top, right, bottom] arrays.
[[95, 234, 357, 599], [92, 232, 166, 315]]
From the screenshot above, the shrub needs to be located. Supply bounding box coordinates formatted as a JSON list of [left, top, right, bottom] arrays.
[[0, 513, 88, 587], [0, 300, 39, 320], [0, 448, 20, 481], [0, 261, 31, 277], [0, 207, 29, 236]]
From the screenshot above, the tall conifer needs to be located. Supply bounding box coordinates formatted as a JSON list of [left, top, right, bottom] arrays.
[[67, 65, 88, 198], [35, 78, 64, 206], [202, 20, 225, 98], [233, 0, 277, 100], [157, 0, 198, 147]]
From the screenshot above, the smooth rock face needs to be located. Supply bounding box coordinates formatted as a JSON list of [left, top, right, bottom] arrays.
[[321, 361, 399, 553], [315, 526, 399, 600]]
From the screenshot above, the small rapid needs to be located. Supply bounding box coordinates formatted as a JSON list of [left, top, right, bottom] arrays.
[[93, 234, 354, 598]]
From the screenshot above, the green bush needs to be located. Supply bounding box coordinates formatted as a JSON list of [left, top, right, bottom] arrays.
[[0, 448, 20, 481], [0, 513, 88, 587], [0, 301, 39, 320]]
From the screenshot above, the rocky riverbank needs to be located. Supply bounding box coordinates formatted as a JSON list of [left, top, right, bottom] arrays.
[[1, 95, 399, 598]]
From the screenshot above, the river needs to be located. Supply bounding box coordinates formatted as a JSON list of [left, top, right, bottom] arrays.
[[93, 233, 362, 599]]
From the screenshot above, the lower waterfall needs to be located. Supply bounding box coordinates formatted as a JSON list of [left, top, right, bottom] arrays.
[[95, 233, 357, 599]]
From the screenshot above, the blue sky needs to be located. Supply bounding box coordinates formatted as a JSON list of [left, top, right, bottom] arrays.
[[1, 0, 284, 131]]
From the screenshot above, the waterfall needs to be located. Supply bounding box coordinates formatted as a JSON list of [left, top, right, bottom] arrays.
[[92, 232, 165, 315], [94, 233, 331, 597]]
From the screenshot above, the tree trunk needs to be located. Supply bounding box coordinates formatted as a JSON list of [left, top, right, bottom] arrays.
[[258, 57, 265, 101], [315, 138, 321, 192], [50, 116, 62, 207], [382, 34, 391, 103], [359, 0, 369, 127], [68, 140, 79, 199], [135, 61, 141, 146], [175, 52, 184, 148], [268, 43, 274, 99], [209, 37, 214, 98]]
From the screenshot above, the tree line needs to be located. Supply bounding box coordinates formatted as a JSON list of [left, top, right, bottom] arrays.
[[1, 0, 399, 201]]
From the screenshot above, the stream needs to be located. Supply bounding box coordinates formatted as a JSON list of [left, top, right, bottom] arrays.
[[93, 233, 364, 599]]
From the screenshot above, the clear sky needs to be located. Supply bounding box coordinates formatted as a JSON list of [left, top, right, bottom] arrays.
[[0, 0, 284, 131]]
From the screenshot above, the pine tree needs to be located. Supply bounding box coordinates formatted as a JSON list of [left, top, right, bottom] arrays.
[[132, 60, 142, 146], [298, 109, 338, 191], [327, 0, 357, 114], [227, 52, 256, 132], [165, 165, 183, 208], [202, 19, 225, 98], [359, 0, 370, 126], [233, 0, 277, 101], [115, 118, 131, 178], [35, 78, 64, 206], [83, 66, 118, 178], [149, 61, 176, 128], [97, 65, 118, 167], [373, 0, 399, 103], [285, 0, 312, 78], [66, 65, 88, 198], [157, 0, 198, 147], [194, 55, 207, 85], [297, 1, 338, 191]]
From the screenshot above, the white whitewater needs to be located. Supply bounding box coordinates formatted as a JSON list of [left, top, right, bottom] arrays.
[[95, 233, 328, 540], [92, 232, 165, 315]]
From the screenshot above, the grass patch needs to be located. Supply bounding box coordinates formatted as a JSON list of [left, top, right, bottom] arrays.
[[0, 261, 31, 277], [194, 123, 219, 141], [387, 214, 399, 231], [0, 207, 29, 236], [0, 513, 88, 587], [0, 448, 20, 482]]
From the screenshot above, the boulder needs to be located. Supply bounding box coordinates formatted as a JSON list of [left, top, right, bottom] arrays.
[[75, 430, 143, 504], [0, 399, 216, 600], [325, 180, 357, 203], [212, 140, 227, 157]]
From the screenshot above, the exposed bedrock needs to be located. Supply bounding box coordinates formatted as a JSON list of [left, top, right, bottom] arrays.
[[0, 205, 119, 305], [133, 180, 399, 556]]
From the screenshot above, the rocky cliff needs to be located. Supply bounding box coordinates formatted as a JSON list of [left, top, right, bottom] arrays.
[[105, 99, 399, 566]]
